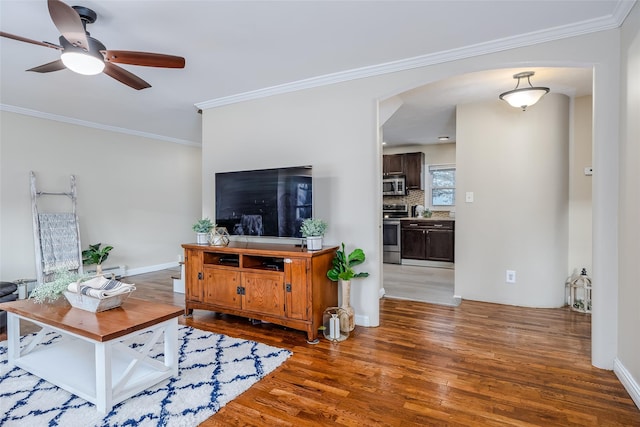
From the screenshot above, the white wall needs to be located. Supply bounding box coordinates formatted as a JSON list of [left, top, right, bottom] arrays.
[[568, 96, 593, 277], [201, 84, 382, 326], [0, 111, 202, 280], [456, 94, 570, 307], [616, 2, 640, 407], [201, 28, 626, 369]]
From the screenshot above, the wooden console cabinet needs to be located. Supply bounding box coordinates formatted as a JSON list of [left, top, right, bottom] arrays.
[[182, 242, 338, 342]]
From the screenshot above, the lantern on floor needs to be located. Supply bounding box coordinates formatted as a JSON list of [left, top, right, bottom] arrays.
[[568, 268, 592, 313], [322, 307, 349, 342]]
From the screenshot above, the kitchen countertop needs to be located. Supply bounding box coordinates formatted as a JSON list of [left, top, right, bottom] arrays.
[[400, 217, 455, 221]]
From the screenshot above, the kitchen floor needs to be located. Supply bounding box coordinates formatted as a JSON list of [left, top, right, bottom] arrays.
[[383, 264, 460, 306]]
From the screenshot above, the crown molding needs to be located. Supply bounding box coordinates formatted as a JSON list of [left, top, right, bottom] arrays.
[[196, 0, 636, 111], [0, 104, 201, 147]]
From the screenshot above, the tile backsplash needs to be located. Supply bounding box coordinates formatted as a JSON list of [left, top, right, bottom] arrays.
[[384, 189, 453, 218]]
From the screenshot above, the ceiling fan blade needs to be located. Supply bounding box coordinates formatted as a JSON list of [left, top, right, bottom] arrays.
[[102, 50, 185, 68], [1, 31, 62, 50], [47, 0, 89, 50], [27, 59, 67, 73], [103, 62, 151, 90]]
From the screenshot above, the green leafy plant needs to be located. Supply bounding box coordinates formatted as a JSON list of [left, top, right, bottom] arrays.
[[300, 218, 328, 237], [30, 268, 86, 303], [327, 243, 370, 282], [82, 243, 113, 266], [192, 218, 214, 233]]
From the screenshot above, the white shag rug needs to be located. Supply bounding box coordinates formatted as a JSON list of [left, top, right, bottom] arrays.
[[0, 326, 291, 426]]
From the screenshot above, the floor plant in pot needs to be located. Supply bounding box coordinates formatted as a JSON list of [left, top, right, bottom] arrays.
[[327, 242, 369, 332], [300, 218, 328, 251], [192, 218, 214, 244], [82, 243, 113, 275]]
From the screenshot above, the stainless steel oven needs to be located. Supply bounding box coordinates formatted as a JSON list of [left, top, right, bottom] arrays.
[[383, 204, 407, 264]]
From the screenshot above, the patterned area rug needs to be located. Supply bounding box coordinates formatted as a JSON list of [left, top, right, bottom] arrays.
[[0, 326, 292, 426]]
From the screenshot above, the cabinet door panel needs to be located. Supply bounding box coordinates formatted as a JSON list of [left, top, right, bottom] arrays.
[[401, 228, 427, 260], [404, 152, 424, 189], [285, 258, 309, 320], [383, 154, 404, 175], [203, 268, 241, 309], [242, 272, 285, 317], [426, 230, 454, 262], [185, 249, 203, 302]]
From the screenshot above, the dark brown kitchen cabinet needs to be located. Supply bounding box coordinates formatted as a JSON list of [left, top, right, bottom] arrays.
[[383, 152, 424, 189], [404, 152, 424, 190], [401, 227, 427, 259], [401, 220, 454, 262], [383, 154, 404, 175]]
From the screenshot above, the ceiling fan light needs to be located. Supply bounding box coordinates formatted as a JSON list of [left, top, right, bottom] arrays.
[[61, 51, 105, 75], [499, 71, 549, 111]]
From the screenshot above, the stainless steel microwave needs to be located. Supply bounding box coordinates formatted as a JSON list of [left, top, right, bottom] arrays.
[[383, 175, 406, 196]]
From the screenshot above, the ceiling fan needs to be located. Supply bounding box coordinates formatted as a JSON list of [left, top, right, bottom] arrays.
[[0, 0, 185, 90]]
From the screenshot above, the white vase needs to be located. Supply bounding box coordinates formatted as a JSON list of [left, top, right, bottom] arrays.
[[196, 232, 209, 245], [339, 279, 355, 332], [306, 236, 323, 251]]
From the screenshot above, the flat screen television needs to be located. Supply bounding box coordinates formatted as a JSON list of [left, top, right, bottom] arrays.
[[215, 165, 312, 238]]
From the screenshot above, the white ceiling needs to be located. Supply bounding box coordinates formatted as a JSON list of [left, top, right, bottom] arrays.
[[0, 1, 635, 146]]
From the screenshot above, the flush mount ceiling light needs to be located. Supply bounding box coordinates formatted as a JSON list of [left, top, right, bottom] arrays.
[[499, 71, 549, 111]]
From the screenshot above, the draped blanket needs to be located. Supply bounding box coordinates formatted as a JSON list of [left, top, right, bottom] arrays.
[[38, 213, 80, 273], [67, 276, 135, 299]]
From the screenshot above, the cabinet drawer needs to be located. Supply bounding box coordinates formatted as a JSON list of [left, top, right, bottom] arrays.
[[401, 220, 454, 229]]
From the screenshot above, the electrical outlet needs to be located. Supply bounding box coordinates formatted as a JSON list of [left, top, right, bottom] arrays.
[[506, 270, 516, 283]]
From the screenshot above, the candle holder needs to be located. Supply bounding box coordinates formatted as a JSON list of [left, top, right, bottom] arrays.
[[322, 307, 349, 342], [208, 226, 230, 246]]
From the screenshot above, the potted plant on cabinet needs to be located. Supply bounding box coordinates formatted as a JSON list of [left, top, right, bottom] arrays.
[[192, 218, 214, 244], [327, 242, 369, 332], [300, 218, 328, 251], [82, 243, 113, 275]]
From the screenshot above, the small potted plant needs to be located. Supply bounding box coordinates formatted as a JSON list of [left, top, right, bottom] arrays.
[[82, 243, 113, 275], [300, 218, 328, 251], [192, 217, 214, 244], [326, 243, 369, 332]]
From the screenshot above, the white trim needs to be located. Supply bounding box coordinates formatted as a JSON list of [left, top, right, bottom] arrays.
[[428, 163, 456, 172], [124, 262, 180, 277], [379, 287, 386, 299], [195, 4, 635, 110], [613, 358, 640, 409], [354, 313, 370, 327], [0, 104, 201, 147]]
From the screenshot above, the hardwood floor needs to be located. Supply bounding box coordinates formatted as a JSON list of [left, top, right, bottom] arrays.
[[4, 269, 639, 426]]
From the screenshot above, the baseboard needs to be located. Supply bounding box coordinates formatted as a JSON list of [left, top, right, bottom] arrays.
[[124, 262, 180, 277], [613, 357, 640, 409], [355, 314, 370, 327]]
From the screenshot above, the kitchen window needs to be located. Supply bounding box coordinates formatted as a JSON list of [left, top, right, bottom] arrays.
[[429, 164, 456, 207]]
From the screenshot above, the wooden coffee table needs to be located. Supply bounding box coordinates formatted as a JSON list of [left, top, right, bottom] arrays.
[[0, 298, 183, 414]]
